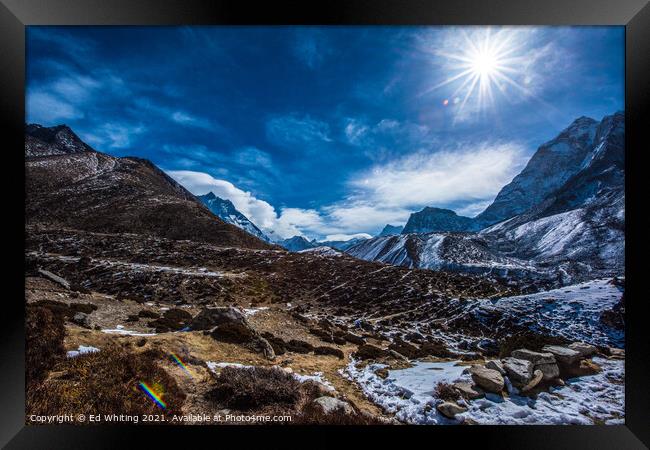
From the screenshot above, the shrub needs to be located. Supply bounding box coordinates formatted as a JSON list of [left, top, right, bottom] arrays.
[[435, 382, 460, 402], [206, 366, 302, 410], [27, 346, 185, 418]]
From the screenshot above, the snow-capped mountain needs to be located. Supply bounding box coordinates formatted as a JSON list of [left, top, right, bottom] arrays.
[[378, 224, 404, 236], [197, 192, 270, 242], [277, 235, 318, 252], [475, 116, 601, 227], [318, 236, 369, 251], [347, 112, 624, 285], [402, 207, 478, 234]]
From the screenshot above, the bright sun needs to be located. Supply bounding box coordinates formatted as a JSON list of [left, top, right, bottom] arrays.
[[425, 28, 533, 119]]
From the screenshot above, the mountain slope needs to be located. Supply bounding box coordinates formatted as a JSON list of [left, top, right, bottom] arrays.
[[475, 116, 600, 227], [25, 124, 274, 250], [378, 224, 404, 236], [402, 207, 478, 233], [348, 112, 624, 284], [198, 192, 270, 242], [277, 236, 317, 252]]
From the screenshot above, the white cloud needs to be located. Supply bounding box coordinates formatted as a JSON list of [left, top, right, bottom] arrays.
[[171, 111, 212, 129], [348, 142, 527, 210], [166, 170, 302, 239]]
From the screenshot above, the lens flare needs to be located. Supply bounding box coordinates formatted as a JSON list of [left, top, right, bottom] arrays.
[[170, 352, 193, 378], [139, 381, 167, 409]]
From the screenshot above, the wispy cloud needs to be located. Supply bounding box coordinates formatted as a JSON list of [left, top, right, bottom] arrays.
[[292, 29, 331, 69], [81, 123, 146, 149], [266, 114, 332, 148]]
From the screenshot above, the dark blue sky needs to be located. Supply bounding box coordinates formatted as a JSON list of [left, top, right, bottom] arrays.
[[26, 26, 624, 240]]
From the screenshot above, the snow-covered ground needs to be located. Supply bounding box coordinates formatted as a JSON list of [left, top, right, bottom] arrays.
[[345, 357, 624, 425], [101, 325, 157, 336], [66, 345, 100, 358], [477, 278, 624, 348]]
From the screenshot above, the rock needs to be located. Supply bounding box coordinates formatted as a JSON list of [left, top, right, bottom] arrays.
[[261, 332, 287, 356], [536, 362, 560, 380], [310, 396, 355, 416], [542, 345, 581, 365], [354, 344, 389, 360], [437, 401, 467, 419], [503, 357, 534, 387], [388, 338, 420, 359], [563, 359, 602, 377], [193, 307, 274, 360], [568, 342, 597, 358], [190, 306, 247, 331], [343, 332, 366, 345], [521, 369, 543, 393], [608, 347, 625, 359], [511, 349, 556, 365], [469, 365, 504, 393], [388, 349, 409, 362], [72, 312, 90, 328], [485, 360, 506, 375], [314, 346, 344, 359], [453, 382, 484, 399], [285, 339, 314, 354], [476, 338, 499, 356], [37, 269, 70, 290], [375, 368, 389, 379]]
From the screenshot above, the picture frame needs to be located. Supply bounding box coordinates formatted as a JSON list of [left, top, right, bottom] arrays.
[[2, 0, 648, 447]]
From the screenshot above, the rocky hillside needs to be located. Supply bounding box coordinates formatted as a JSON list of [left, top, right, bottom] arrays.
[[25, 124, 274, 250], [198, 192, 270, 242], [402, 207, 478, 234]]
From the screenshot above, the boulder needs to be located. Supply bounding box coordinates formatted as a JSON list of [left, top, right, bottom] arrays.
[[343, 332, 366, 345], [194, 307, 274, 360], [437, 401, 468, 419], [314, 346, 344, 359], [469, 365, 504, 393], [72, 312, 90, 328], [285, 339, 314, 354], [542, 345, 581, 365], [354, 344, 389, 360], [536, 362, 560, 381], [485, 360, 506, 375], [511, 349, 556, 365], [38, 269, 70, 290], [503, 357, 534, 387], [388, 338, 420, 359], [521, 369, 544, 393], [310, 396, 355, 416], [453, 382, 484, 400], [568, 342, 597, 358], [608, 347, 625, 359]]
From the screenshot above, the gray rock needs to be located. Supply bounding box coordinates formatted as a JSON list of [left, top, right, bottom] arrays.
[[38, 269, 70, 290], [453, 382, 484, 399], [437, 401, 468, 419], [311, 396, 355, 415], [485, 360, 506, 375], [568, 342, 597, 357], [521, 369, 544, 393], [190, 306, 247, 331], [542, 345, 581, 365], [469, 365, 504, 393], [72, 312, 89, 327], [511, 349, 556, 365], [536, 362, 560, 380], [503, 357, 534, 387]]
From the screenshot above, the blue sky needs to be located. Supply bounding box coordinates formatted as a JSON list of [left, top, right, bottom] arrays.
[[26, 26, 624, 240]]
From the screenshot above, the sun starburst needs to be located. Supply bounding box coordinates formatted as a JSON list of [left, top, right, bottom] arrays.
[[423, 28, 538, 120]]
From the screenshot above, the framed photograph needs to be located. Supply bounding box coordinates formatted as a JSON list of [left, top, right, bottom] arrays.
[[2, 0, 648, 448]]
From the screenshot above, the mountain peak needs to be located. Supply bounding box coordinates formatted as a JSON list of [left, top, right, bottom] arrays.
[[402, 207, 476, 234], [25, 123, 94, 158], [378, 224, 404, 237], [197, 193, 269, 242]]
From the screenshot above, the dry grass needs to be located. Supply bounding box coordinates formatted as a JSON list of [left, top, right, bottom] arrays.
[[434, 382, 460, 402], [26, 305, 66, 388], [27, 345, 185, 418]]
